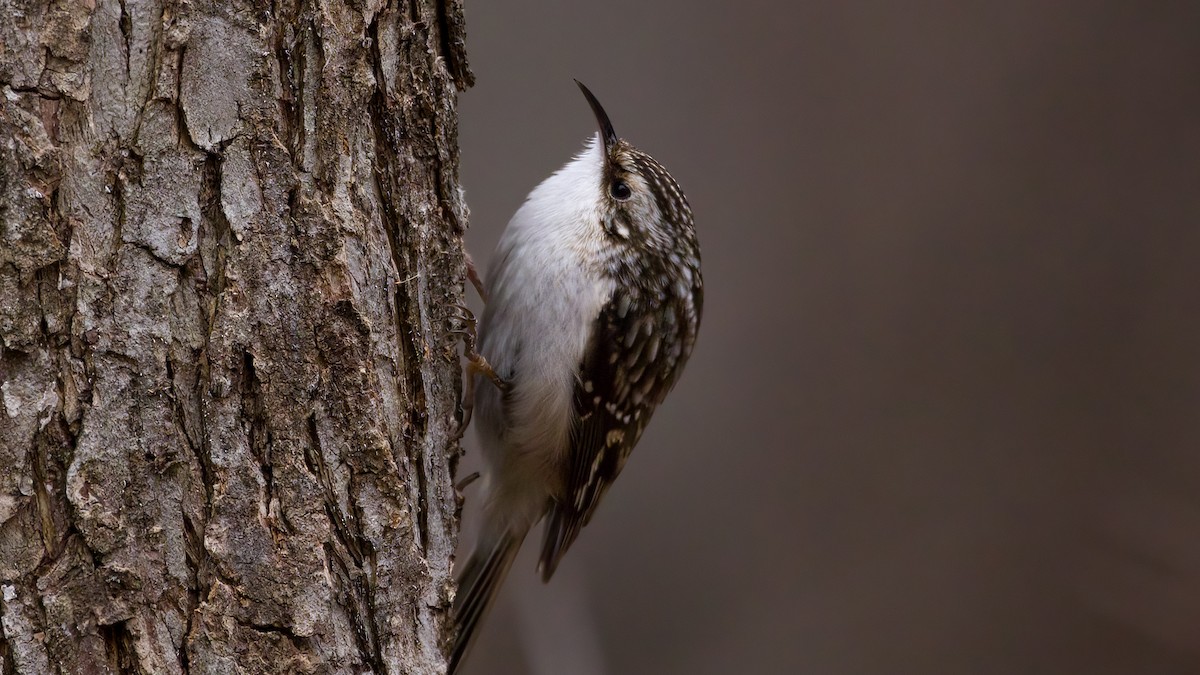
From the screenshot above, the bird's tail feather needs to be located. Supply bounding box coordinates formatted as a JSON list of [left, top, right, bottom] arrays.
[[449, 530, 523, 674]]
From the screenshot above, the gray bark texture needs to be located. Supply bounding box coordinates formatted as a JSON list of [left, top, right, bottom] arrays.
[[0, 0, 474, 672]]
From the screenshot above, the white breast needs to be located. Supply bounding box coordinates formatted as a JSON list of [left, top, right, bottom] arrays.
[[474, 136, 612, 518]]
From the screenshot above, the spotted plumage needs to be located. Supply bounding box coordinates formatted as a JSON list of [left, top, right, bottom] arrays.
[[450, 82, 702, 674], [539, 161, 702, 574]]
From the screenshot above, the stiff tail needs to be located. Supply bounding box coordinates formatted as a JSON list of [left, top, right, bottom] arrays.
[[449, 531, 523, 674]]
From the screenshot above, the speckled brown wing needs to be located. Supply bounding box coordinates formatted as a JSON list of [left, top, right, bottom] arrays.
[[537, 276, 702, 581]]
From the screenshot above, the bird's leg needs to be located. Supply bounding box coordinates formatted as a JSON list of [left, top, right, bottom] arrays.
[[465, 251, 488, 304], [456, 471, 481, 491], [446, 305, 508, 391], [445, 304, 509, 439]]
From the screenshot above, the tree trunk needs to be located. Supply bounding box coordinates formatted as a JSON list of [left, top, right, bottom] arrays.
[[0, 0, 473, 672]]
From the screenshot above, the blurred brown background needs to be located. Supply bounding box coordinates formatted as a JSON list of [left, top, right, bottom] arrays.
[[454, 2, 1200, 673]]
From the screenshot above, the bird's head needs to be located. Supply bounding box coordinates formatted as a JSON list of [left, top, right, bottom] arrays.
[[573, 81, 695, 255]]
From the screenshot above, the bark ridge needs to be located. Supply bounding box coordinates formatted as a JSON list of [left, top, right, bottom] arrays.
[[0, 0, 473, 672]]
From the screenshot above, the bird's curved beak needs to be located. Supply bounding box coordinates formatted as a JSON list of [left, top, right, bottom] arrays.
[[575, 80, 618, 153]]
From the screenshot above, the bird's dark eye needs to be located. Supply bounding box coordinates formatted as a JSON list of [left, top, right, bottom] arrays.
[[610, 180, 632, 201]]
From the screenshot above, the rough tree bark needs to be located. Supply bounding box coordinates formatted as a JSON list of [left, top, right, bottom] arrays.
[[0, 0, 473, 672]]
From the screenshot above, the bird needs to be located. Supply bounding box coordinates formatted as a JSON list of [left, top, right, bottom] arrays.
[[450, 80, 703, 673]]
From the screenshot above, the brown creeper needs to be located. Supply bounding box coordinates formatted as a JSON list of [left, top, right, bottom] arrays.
[[450, 81, 703, 672]]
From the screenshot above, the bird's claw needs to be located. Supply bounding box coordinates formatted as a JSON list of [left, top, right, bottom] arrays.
[[446, 304, 510, 439], [445, 304, 509, 392]]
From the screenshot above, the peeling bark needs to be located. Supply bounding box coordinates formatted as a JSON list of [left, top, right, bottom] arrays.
[[0, 0, 473, 672]]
